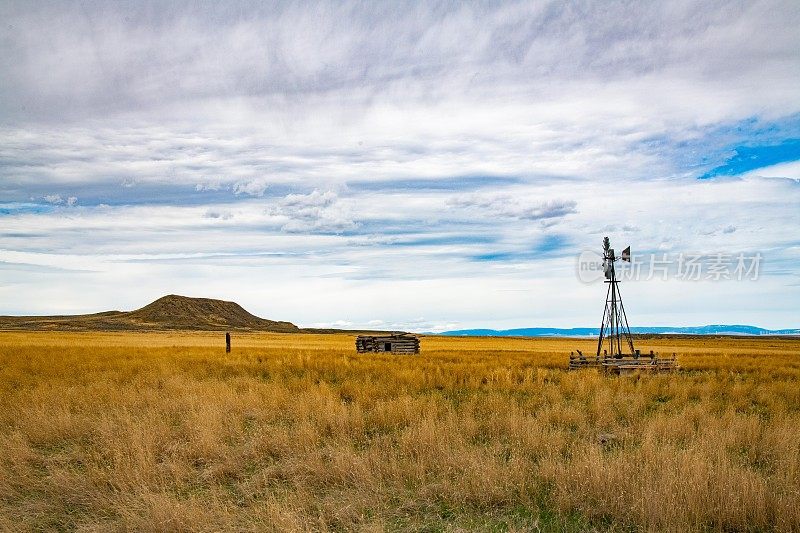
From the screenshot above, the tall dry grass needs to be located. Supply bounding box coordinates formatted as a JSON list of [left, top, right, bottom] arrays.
[[0, 332, 798, 531]]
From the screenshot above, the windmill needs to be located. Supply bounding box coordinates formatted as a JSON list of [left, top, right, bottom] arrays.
[[569, 237, 677, 374], [597, 237, 635, 358]]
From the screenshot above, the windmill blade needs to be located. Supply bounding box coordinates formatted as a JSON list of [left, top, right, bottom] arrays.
[[622, 246, 631, 262]]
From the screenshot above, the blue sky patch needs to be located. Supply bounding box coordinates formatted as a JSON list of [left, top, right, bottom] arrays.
[[471, 234, 570, 262], [0, 203, 55, 216], [699, 138, 800, 179]]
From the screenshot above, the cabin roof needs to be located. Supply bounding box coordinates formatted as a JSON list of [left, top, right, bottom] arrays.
[[356, 332, 417, 338]]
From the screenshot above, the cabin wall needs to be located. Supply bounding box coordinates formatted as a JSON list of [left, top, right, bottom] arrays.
[[356, 335, 420, 354]]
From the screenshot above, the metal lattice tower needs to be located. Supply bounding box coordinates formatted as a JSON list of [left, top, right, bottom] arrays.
[[596, 237, 636, 358]]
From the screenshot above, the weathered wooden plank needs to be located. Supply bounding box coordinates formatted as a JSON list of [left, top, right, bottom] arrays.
[[355, 334, 420, 354]]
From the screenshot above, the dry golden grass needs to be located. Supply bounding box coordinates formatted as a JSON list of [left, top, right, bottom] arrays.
[[0, 332, 798, 531]]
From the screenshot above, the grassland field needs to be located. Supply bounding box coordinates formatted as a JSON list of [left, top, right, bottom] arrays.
[[0, 332, 799, 532]]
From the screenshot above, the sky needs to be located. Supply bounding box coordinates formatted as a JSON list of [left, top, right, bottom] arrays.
[[1, 1, 799, 331]]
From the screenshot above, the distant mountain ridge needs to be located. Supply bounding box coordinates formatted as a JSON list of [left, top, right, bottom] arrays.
[[0, 295, 298, 332], [439, 325, 800, 337], [2, 296, 796, 336]]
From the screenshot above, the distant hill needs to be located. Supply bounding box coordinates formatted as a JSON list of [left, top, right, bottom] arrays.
[[0, 295, 299, 332], [439, 325, 800, 337]]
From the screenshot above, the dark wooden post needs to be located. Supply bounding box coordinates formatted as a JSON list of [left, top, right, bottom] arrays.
[[225, 332, 231, 353]]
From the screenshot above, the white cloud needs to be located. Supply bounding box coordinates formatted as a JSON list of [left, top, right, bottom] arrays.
[[2, 2, 799, 124], [43, 194, 63, 204], [741, 160, 800, 180], [233, 179, 269, 197], [270, 190, 357, 234], [449, 195, 578, 222], [282, 190, 338, 209], [196, 181, 224, 192]]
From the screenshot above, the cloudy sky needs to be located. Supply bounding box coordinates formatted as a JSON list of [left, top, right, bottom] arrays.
[[1, 1, 799, 331]]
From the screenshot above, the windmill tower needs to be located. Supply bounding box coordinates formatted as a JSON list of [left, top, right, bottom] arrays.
[[569, 237, 677, 373], [597, 237, 635, 358]]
